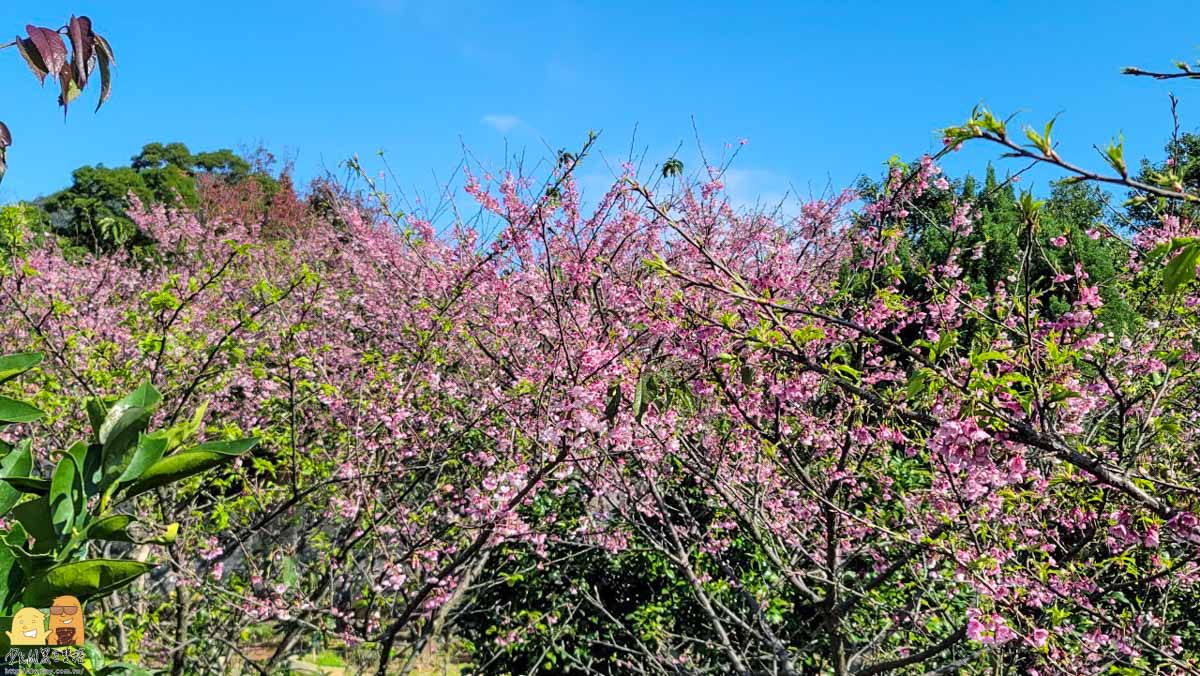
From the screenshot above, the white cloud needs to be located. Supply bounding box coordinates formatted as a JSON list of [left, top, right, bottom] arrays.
[[481, 114, 524, 134]]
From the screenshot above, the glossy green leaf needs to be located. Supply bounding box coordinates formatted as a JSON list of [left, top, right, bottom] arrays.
[[0, 441, 32, 515], [2, 522, 52, 572], [49, 454, 82, 536], [192, 437, 259, 456], [122, 437, 257, 498], [1164, 242, 1200, 293], [87, 514, 177, 545], [633, 377, 647, 422], [0, 397, 42, 425], [99, 382, 161, 445], [0, 477, 49, 496], [0, 537, 20, 611], [0, 353, 42, 386], [99, 383, 162, 486], [112, 432, 168, 489], [10, 497, 55, 555], [22, 558, 155, 606], [0, 522, 47, 610], [87, 514, 133, 541], [85, 397, 111, 443], [68, 441, 103, 496]]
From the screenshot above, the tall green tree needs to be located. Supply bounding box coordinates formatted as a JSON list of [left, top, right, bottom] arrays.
[[862, 163, 1133, 329], [39, 142, 256, 252]]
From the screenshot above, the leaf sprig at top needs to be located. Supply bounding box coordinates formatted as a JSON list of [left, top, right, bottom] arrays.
[[0, 15, 116, 184]]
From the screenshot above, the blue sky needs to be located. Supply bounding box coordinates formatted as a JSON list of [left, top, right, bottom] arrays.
[[1, 1, 1198, 210]]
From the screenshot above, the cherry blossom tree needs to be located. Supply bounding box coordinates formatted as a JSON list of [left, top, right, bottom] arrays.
[[2, 26, 1199, 675]]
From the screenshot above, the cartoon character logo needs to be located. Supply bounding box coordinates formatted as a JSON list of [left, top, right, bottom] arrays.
[[6, 607, 46, 646], [47, 596, 83, 646]]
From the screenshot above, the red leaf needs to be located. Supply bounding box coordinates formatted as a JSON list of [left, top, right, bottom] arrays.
[[67, 16, 94, 89], [15, 36, 49, 84], [93, 34, 116, 112], [0, 121, 9, 185], [25, 26, 68, 82]]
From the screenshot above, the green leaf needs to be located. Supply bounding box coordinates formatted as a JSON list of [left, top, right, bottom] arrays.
[[0, 353, 42, 385], [161, 402, 206, 453], [1148, 236, 1194, 260], [1104, 133, 1127, 176], [87, 514, 177, 545], [191, 437, 259, 456], [2, 521, 53, 574], [11, 497, 55, 554], [907, 368, 931, 400], [150, 521, 179, 545], [49, 455, 82, 536], [1046, 385, 1080, 405], [603, 383, 621, 422], [280, 555, 299, 587], [112, 432, 168, 489], [97, 663, 153, 676], [0, 441, 33, 515], [0, 538, 20, 611], [68, 441, 103, 496], [971, 350, 1010, 367], [1023, 125, 1049, 155], [99, 382, 162, 486], [22, 559, 155, 606], [122, 437, 258, 499], [1164, 242, 1200, 293], [0, 524, 50, 607], [0, 397, 42, 425], [85, 397, 112, 443], [0, 477, 49, 495], [86, 514, 133, 541], [98, 382, 163, 445]]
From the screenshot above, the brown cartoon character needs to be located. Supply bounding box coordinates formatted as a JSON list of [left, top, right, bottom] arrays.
[[6, 607, 46, 645], [46, 596, 83, 646]]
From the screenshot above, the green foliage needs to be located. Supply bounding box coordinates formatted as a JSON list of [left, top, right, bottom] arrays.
[[1128, 130, 1200, 228], [862, 164, 1135, 330], [0, 203, 50, 269], [39, 142, 260, 253], [662, 157, 684, 178], [0, 352, 257, 621], [1159, 238, 1200, 293]]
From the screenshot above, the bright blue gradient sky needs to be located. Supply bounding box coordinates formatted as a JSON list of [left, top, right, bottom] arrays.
[[1, 1, 1197, 209]]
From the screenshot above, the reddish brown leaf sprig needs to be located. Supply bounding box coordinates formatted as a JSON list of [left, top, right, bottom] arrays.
[[0, 121, 10, 180], [18, 26, 67, 85], [0, 15, 115, 184]]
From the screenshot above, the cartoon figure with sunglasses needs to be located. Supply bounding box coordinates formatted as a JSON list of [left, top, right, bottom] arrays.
[[46, 596, 83, 646]]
